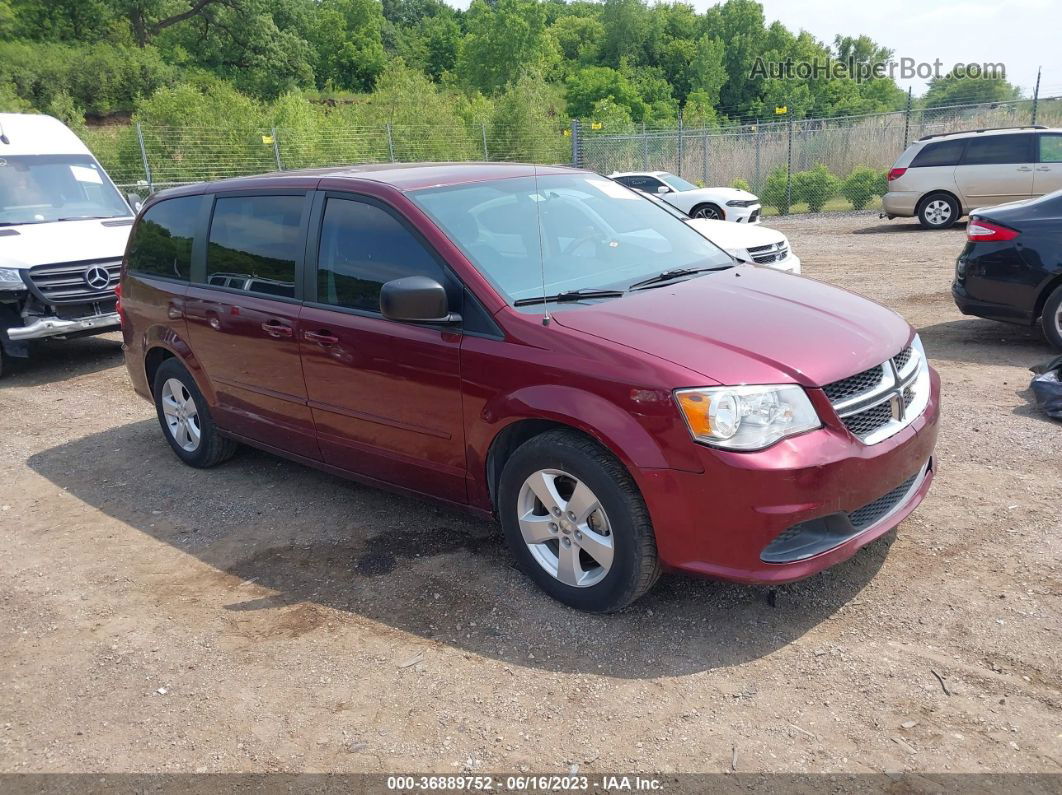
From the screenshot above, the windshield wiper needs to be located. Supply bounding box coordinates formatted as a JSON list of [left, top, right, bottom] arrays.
[[513, 288, 625, 307], [57, 215, 120, 222], [628, 265, 731, 290]]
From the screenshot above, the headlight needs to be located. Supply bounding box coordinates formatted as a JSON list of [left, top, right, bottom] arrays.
[[0, 268, 27, 290], [674, 384, 821, 450], [726, 199, 753, 207]]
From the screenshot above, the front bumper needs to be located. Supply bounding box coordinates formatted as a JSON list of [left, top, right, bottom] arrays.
[[7, 312, 121, 341], [729, 205, 762, 224], [636, 367, 940, 584]]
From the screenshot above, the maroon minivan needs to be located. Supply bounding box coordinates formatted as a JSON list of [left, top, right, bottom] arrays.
[[120, 164, 940, 612]]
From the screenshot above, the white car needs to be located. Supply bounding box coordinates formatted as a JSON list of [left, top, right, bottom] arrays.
[[638, 190, 799, 273], [609, 170, 762, 222]]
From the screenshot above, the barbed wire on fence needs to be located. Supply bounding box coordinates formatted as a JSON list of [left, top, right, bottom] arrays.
[[85, 94, 1062, 216]]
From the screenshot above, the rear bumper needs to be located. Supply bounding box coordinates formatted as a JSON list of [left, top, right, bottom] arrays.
[[636, 367, 940, 584], [952, 282, 1034, 325], [7, 312, 120, 341], [882, 191, 920, 217]]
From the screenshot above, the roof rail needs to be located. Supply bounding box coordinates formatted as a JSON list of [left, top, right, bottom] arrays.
[[917, 125, 1047, 142]]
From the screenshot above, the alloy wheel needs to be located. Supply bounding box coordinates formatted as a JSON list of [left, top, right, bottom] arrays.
[[693, 205, 722, 220], [161, 377, 202, 452], [924, 199, 952, 226], [517, 469, 614, 588]]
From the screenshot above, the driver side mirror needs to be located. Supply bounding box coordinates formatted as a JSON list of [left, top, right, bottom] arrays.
[[656, 185, 672, 195], [127, 192, 144, 212], [380, 276, 461, 324]]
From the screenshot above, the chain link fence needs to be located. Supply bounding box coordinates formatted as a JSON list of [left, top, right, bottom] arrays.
[[86, 95, 1062, 216]]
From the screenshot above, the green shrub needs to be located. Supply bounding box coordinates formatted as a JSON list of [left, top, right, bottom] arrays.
[[760, 166, 791, 214], [792, 164, 839, 213], [731, 177, 751, 192], [0, 41, 177, 116], [841, 165, 887, 210]]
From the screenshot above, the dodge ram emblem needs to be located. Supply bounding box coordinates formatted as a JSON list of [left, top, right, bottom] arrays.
[[84, 265, 111, 290]]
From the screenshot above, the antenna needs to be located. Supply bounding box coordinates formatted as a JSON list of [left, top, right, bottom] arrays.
[[532, 163, 550, 326]]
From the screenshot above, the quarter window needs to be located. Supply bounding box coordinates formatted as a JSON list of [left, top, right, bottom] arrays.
[[910, 139, 965, 167], [316, 197, 446, 313], [127, 196, 201, 280], [961, 135, 1032, 165], [206, 195, 304, 298], [1038, 135, 1062, 163]]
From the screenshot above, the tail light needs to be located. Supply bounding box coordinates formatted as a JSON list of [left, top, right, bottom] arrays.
[[967, 219, 1019, 242], [887, 167, 907, 181], [114, 282, 125, 328]]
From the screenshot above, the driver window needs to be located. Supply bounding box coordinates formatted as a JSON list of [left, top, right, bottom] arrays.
[[317, 197, 446, 312]]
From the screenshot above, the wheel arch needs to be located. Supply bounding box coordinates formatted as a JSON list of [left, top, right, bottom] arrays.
[[1034, 273, 1062, 322], [917, 189, 963, 219], [477, 386, 679, 513], [142, 327, 216, 404]]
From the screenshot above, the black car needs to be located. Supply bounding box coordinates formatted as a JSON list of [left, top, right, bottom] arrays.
[[953, 190, 1062, 350]]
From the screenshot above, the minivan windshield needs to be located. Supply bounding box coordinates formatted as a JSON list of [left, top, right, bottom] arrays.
[[410, 173, 733, 306], [0, 154, 131, 226]]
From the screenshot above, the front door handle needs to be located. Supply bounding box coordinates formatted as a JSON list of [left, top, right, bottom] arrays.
[[304, 329, 339, 345], [1037, 166, 1051, 171], [261, 321, 293, 338], [1017, 166, 1032, 172], [167, 303, 183, 320]]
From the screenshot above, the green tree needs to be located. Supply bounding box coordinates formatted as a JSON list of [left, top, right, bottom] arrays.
[[550, 14, 603, 65], [565, 65, 645, 121], [308, 0, 387, 92], [600, 0, 649, 68], [456, 0, 558, 94], [923, 69, 1021, 109]]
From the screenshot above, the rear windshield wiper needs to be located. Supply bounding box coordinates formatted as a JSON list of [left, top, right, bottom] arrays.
[[629, 265, 731, 290], [513, 288, 625, 307]]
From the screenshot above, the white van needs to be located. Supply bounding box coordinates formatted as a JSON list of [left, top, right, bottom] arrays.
[[0, 113, 137, 375]]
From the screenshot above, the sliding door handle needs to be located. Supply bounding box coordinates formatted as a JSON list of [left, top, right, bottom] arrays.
[[261, 321, 293, 338]]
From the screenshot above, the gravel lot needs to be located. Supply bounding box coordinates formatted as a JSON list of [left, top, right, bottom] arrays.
[[1, 212, 1059, 776]]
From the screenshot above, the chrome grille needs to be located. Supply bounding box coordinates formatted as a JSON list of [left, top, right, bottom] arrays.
[[841, 402, 893, 437], [823, 364, 884, 403], [824, 343, 929, 445], [747, 241, 789, 264], [26, 260, 121, 304]]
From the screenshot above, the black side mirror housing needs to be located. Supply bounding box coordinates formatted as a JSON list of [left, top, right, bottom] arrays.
[[127, 192, 144, 212], [380, 276, 460, 324]]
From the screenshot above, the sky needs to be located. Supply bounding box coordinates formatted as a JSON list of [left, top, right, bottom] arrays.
[[442, 0, 1062, 98]]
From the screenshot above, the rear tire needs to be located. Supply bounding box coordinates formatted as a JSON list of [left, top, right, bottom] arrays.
[[1042, 284, 1062, 351], [917, 192, 960, 229], [498, 429, 660, 612], [152, 358, 237, 468]]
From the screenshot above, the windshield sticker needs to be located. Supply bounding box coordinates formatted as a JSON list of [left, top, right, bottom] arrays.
[[587, 178, 636, 199], [70, 165, 103, 184]]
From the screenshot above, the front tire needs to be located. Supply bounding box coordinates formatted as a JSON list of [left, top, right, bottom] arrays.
[[152, 358, 237, 468], [1042, 284, 1062, 351], [498, 430, 660, 612], [691, 203, 724, 221], [918, 193, 960, 229]]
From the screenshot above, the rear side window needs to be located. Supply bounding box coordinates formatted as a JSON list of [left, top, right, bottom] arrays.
[[127, 196, 201, 280], [1038, 134, 1062, 163], [316, 197, 446, 313], [910, 139, 965, 167], [961, 135, 1033, 165], [206, 195, 304, 299]]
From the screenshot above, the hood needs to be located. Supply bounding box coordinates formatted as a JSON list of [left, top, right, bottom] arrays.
[[686, 218, 784, 252], [0, 218, 133, 269], [551, 267, 911, 387], [686, 186, 759, 203]]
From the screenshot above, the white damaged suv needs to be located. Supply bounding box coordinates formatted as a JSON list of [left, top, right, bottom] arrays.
[[0, 113, 136, 376]]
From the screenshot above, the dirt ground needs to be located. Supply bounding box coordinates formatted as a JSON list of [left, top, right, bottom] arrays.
[[1, 212, 1059, 777]]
